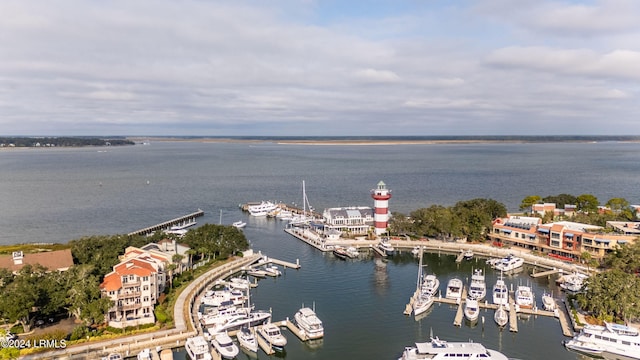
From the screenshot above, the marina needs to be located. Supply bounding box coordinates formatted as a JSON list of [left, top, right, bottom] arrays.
[[7, 141, 640, 360]]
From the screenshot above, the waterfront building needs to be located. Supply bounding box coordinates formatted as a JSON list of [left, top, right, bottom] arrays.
[[0, 249, 74, 273], [100, 257, 159, 328], [322, 206, 374, 236], [531, 203, 576, 218], [490, 216, 638, 261], [371, 181, 392, 236]]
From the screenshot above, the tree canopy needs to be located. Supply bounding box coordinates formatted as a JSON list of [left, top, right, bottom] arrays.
[[392, 198, 507, 241], [577, 240, 640, 322]]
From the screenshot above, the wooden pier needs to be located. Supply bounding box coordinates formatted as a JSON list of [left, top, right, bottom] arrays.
[[128, 209, 204, 236], [370, 244, 387, 257], [283, 319, 309, 341], [508, 297, 518, 332], [530, 268, 562, 278]]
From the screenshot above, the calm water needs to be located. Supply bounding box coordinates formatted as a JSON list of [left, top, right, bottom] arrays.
[[2, 140, 637, 359]]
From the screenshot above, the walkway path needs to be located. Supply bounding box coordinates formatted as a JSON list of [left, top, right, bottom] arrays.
[[19, 254, 262, 360]]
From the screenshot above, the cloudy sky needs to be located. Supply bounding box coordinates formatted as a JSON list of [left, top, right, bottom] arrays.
[[1, 0, 639, 136]]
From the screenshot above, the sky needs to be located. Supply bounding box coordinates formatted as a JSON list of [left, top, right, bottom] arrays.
[[1, 0, 640, 136]]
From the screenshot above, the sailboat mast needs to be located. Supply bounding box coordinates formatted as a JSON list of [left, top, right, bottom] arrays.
[[302, 180, 306, 217]]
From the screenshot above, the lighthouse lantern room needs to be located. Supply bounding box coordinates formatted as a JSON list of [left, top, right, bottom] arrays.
[[371, 181, 392, 236]]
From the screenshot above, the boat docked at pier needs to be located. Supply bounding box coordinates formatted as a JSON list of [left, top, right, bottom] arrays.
[[564, 322, 640, 359], [237, 326, 258, 353], [468, 268, 486, 301], [378, 240, 395, 256], [185, 335, 212, 360], [464, 297, 479, 322], [541, 290, 556, 311], [515, 285, 534, 309], [205, 310, 272, 335], [258, 322, 287, 351], [332, 246, 349, 260], [421, 274, 440, 296], [263, 264, 282, 277], [492, 254, 524, 273], [248, 201, 278, 217], [398, 336, 509, 360], [494, 304, 508, 327], [445, 278, 463, 300], [346, 246, 360, 258], [463, 249, 473, 260], [560, 271, 587, 293], [294, 307, 324, 339], [201, 288, 246, 307], [492, 272, 509, 306], [211, 332, 239, 359]]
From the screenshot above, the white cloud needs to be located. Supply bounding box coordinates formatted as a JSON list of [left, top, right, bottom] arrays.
[[353, 68, 400, 83]]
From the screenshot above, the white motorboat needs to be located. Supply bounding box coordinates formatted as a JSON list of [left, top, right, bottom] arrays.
[[258, 323, 287, 351], [464, 297, 479, 322], [421, 274, 439, 296], [232, 220, 246, 229], [560, 272, 586, 293], [136, 348, 156, 360], [200, 307, 251, 327], [228, 277, 251, 290], [445, 278, 463, 300], [398, 336, 509, 360], [378, 240, 395, 256], [564, 322, 640, 359], [201, 288, 246, 307], [294, 307, 324, 339], [236, 326, 258, 353], [463, 249, 473, 260], [411, 246, 421, 257], [492, 254, 524, 272], [494, 304, 508, 327], [185, 336, 213, 360], [206, 310, 272, 335], [515, 285, 534, 309], [413, 292, 434, 317], [346, 246, 360, 258], [492, 272, 509, 306], [246, 267, 267, 278], [541, 290, 556, 311], [332, 246, 349, 260], [468, 268, 486, 301], [276, 210, 293, 221], [263, 265, 282, 277], [211, 332, 239, 359], [248, 201, 278, 217]]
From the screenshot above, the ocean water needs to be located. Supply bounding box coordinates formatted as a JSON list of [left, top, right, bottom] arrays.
[[2, 140, 637, 359]]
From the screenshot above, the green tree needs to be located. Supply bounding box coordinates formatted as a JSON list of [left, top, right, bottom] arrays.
[[519, 195, 542, 211], [576, 194, 599, 213], [542, 194, 577, 208]]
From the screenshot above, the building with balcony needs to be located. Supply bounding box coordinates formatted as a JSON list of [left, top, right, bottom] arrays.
[[322, 206, 374, 236], [100, 258, 159, 328], [489, 216, 638, 262]]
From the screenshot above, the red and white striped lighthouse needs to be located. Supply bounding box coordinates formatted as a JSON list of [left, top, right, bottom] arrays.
[[371, 181, 392, 236]]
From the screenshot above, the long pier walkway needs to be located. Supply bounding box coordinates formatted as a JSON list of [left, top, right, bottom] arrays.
[[128, 209, 204, 236]]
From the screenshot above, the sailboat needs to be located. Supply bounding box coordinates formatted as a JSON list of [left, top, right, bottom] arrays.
[[289, 180, 314, 225], [412, 248, 434, 317]]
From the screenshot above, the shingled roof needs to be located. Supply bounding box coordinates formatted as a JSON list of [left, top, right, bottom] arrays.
[[0, 249, 74, 273]]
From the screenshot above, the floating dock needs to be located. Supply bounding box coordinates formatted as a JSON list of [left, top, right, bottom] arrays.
[[128, 209, 204, 236]]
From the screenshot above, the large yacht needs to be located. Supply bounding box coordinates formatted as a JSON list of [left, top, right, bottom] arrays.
[[211, 332, 239, 359], [492, 254, 524, 272], [258, 323, 287, 352], [398, 336, 509, 360], [248, 201, 278, 217], [205, 310, 272, 335], [185, 336, 212, 360], [463, 297, 479, 322], [492, 273, 509, 306], [564, 322, 640, 359], [294, 307, 324, 339], [467, 269, 486, 301], [445, 278, 463, 300], [515, 285, 534, 309], [421, 274, 440, 296]]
